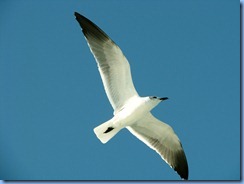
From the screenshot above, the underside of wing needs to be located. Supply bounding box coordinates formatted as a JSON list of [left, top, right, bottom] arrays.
[[127, 113, 188, 180], [74, 12, 138, 111]]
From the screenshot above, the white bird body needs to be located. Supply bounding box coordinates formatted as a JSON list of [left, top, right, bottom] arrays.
[[94, 96, 161, 143], [114, 96, 160, 126], [74, 12, 189, 180]]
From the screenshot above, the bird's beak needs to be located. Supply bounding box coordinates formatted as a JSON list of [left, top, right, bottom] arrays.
[[159, 97, 168, 101]]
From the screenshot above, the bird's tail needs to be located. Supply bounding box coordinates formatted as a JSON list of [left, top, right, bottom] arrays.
[[94, 119, 122, 144]]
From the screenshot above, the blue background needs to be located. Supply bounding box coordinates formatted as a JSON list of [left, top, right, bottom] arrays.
[[0, 0, 240, 180]]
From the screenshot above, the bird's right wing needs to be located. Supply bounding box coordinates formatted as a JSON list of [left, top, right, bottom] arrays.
[[127, 113, 188, 180], [74, 12, 139, 113]]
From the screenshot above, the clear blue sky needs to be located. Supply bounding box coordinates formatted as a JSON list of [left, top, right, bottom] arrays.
[[0, 0, 240, 181]]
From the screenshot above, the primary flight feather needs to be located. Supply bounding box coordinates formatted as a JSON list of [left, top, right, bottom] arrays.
[[74, 12, 188, 180]]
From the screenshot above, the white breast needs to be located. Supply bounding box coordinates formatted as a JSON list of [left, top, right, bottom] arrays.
[[112, 96, 156, 127]]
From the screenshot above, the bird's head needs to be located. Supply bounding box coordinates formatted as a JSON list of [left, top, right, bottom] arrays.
[[147, 96, 168, 107], [149, 96, 168, 101]]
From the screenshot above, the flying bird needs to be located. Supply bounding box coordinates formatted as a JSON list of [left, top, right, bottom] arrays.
[[74, 12, 188, 180]]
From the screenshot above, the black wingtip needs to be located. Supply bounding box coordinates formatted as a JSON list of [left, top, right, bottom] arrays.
[[74, 12, 86, 23], [175, 166, 188, 180], [74, 12, 111, 42], [74, 12, 83, 20], [174, 151, 189, 180], [180, 171, 188, 180]]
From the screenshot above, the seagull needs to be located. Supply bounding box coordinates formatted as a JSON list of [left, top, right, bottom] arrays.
[[74, 12, 188, 180]]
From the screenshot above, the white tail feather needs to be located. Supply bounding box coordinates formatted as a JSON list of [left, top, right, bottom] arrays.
[[93, 120, 121, 144]]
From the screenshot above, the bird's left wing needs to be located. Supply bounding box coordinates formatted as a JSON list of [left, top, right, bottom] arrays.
[[74, 12, 139, 112], [127, 113, 188, 180]]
